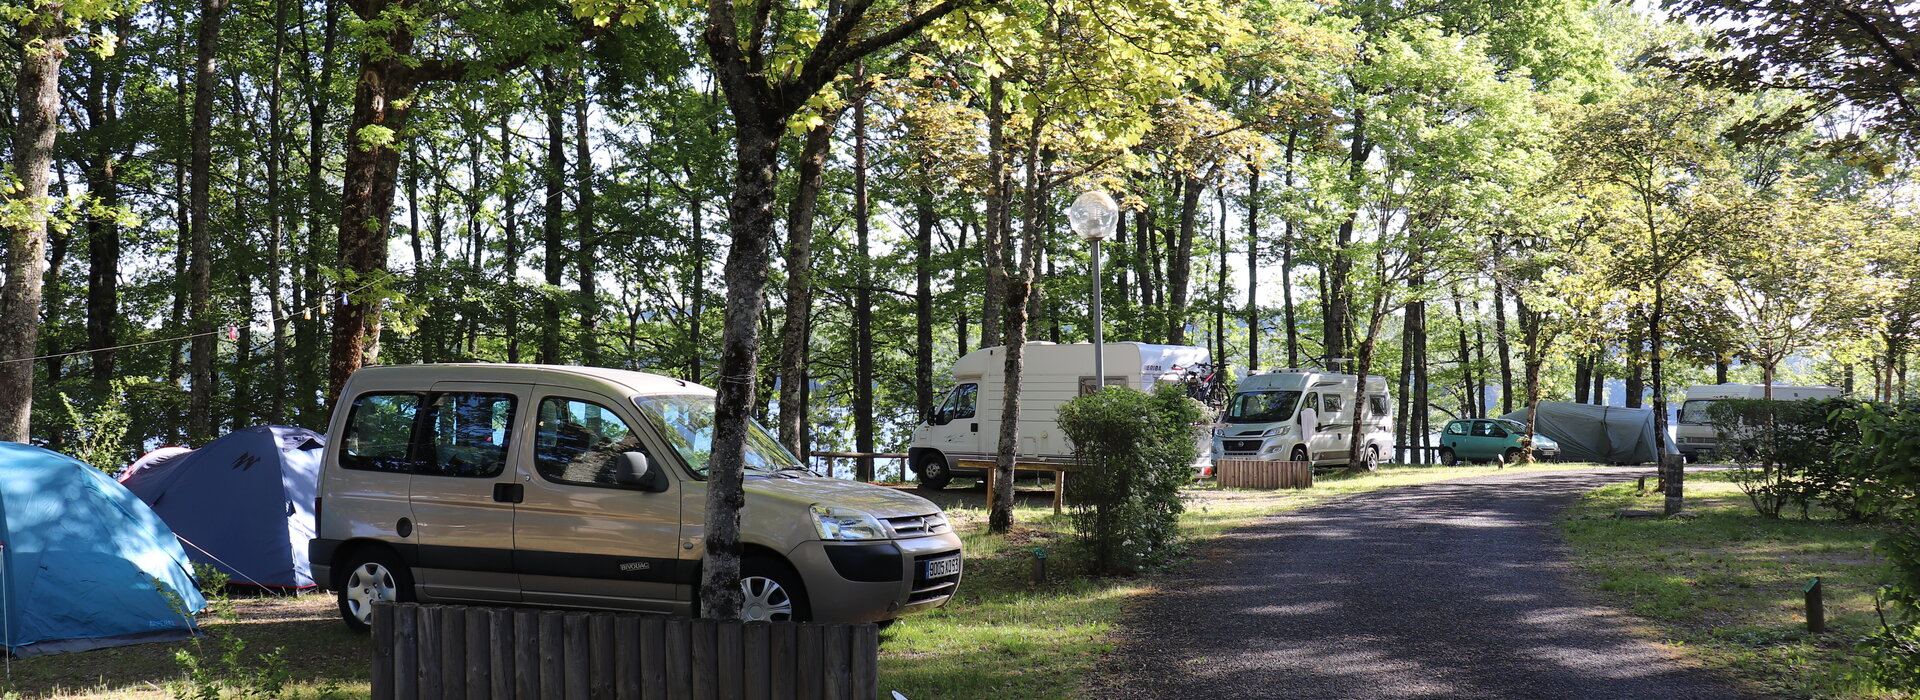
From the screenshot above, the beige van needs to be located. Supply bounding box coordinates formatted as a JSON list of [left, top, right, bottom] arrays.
[[310, 364, 963, 631]]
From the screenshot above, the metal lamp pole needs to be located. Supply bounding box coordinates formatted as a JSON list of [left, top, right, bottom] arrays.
[[1068, 191, 1120, 392]]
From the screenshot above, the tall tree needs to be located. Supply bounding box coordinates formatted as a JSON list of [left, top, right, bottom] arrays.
[[186, 0, 230, 444]]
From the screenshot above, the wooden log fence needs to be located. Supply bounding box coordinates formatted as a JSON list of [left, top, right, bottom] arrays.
[[1214, 459, 1314, 489], [371, 602, 879, 700]]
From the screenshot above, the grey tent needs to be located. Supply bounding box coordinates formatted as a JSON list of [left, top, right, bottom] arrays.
[[1498, 403, 1678, 464]]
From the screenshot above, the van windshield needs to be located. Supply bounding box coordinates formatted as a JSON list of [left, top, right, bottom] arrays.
[[632, 395, 803, 478], [1679, 399, 1716, 425], [1225, 390, 1301, 423]]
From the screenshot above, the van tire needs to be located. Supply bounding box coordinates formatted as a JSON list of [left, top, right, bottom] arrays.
[[741, 555, 811, 622], [915, 453, 952, 490], [336, 546, 414, 634], [1503, 447, 1522, 466], [1364, 446, 1379, 472], [1290, 446, 1309, 463], [1439, 447, 1458, 466]]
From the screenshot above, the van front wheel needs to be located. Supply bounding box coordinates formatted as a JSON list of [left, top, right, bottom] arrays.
[[1439, 447, 1458, 466], [337, 547, 414, 634], [915, 453, 952, 490], [740, 556, 811, 623]]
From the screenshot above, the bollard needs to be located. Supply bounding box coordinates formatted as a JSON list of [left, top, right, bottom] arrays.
[[1637, 476, 1647, 494], [1031, 547, 1047, 584], [1806, 577, 1825, 634]]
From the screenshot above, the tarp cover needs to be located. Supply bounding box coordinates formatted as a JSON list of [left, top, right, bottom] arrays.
[[1498, 403, 1679, 464], [0, 442, 205, 657], [120, 426, 325, 588]]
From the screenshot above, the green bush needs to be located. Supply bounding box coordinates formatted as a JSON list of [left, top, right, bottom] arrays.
[[1838, 404, 1920, 690], [1705, 397, 1877, 519], [1057, 383, 1204, 575]]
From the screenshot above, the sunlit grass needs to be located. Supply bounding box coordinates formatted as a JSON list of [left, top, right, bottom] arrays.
[[1559, 471, 1908, 699], [878, 462, 1604, 699]]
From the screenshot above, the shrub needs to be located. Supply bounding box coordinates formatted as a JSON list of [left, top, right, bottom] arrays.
[[1838, 404, 1920, 690], [1705, 397, 1877, 519], [1057, 383, 1204, 575]]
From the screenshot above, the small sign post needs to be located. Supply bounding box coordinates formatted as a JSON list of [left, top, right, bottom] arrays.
[[1805, 577, 1825, 634]]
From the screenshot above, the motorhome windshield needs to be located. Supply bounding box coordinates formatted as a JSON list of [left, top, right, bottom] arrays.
[[632, 395, 803, 478], [1679, 399, 1716, 425], [1225, 390, 1302, 423]]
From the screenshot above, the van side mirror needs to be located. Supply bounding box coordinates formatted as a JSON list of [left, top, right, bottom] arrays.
[[619, 451, 664, 492], [928, 409, 949, 426]]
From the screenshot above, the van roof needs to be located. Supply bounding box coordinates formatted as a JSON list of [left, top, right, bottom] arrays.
[[346, 363, 713, 397]]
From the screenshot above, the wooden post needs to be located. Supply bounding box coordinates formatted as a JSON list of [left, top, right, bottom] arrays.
[[487, 608, 514, 700], [413, 605, 438, 700], [437, 605, 465, 698], [393, 604, 419, 700], [613, 614, 642, 700], [717, 620, 745, 700], [563, 612, 590, 700], [1661, 454, 1685, 516], [664, 617, 692, 698], [514, 609, 541, 700], [1806, 577, 1825, 634], [743, 622, 771, 700], [985, 464, 997, 514], [690, 618, 718, 699], [850, 624, 879, 700], [589, 613, 617, 700], [539, 611, 566, 699], [640, 614, 668, 700], [798, 623, 826, 700], [372, 603, 396, 700], [1052, 471, 1065, 515], [822, 624, 850, 700], [464, 607, 490, 700], [769, 620, 798, 700]]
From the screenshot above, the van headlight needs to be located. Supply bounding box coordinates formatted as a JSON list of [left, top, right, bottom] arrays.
[[810, 504, 887, 541], [1263, 424, 1295, 437]]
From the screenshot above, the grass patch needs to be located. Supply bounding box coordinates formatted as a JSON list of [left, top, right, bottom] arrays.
[[1558, 470, 1909, 699], [0, 592, 371, 699], [878, 461, 1600, 699]]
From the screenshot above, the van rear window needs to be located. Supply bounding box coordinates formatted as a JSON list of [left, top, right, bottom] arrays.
[[342, 393, 422, 473]]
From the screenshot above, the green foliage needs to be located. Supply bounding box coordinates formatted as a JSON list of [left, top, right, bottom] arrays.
[[1705, 397, 1878, 519], [1836, 403, 1920, 690], [55, 380, 133, 471], [172, 631, 292, 700], [1057, 383, 1204, 574]]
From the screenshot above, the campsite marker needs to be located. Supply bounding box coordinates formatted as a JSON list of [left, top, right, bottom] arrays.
[[1805, 577, 1825, 634]]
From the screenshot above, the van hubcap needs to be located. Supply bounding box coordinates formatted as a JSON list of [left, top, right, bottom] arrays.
[[740, 576, 795, 622], [345, 562, 397, 624]]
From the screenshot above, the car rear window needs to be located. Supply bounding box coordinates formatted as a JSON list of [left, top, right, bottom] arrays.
[[342, 393, 423, 473]]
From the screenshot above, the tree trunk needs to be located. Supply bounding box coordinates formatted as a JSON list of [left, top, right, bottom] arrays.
[[1281, 130, 1300, 368], [297, 0, 340, 425], [852, 77, 874, 482], [1246, 168, 1260, 370], [265, 0, 289, 422], [992, 118, 1049, 534], [575, 83, 599, 366], [1626, 331, 1644, 408], [328, 0, 423, 403], [689, 184, 705, 380], [1573, 354, 1591, 404], [540, 69, 567, 365], [83, 50, 124, 390], [980, 78, 1008, 349], [1652, 283, 1680, 514], [1590, 351, 1606, 404], [1453, 291, 1475, 417], [188, 0, 231, 444], [1325, 116, 1369, 363], [1715, 359, 1728, 385], [916, 196, 935, 420], [1519, 298, 1545, 464], [774, 115, 839, 457], [503, 116, 522, 364], [1493, 282, 1513, 415], [0, 2, 70, 441], [1168, 177, 1202, 345]]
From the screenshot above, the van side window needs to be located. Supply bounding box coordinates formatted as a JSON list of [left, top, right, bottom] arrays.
[[1445, 421, 1469, 436], [342, 393, 422, 473], [1322, 394, 1345, 413], [535, 398, 652, 488], [420, 393, 516, 478], [1368, 395, 1390, 417]]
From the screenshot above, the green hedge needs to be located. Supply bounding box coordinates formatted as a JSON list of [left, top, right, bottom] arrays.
[[1057, 383, 1204, 575]]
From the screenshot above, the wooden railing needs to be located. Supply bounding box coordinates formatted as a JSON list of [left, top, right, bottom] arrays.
[[370, 603, 879, 700]]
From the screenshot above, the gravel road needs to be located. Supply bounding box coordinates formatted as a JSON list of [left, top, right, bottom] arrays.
[[1093, 468, 1753, 699]]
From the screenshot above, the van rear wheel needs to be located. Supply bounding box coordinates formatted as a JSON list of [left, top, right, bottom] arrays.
[[1439, 447, 1458, 466], [337, 547, 413, 634], [1290, 446, 1309, 463], [1503, 447, 1523, 466], [915, 453, 952, 490]]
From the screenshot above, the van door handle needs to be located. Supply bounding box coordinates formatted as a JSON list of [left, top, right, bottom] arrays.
[[970, 423, 978, 432], [493, 483, 524, 504]]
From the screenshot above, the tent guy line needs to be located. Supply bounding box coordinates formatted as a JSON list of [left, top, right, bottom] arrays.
[[0, 267, 408, 366]]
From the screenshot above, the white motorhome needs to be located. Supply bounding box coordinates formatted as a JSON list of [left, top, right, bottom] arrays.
[[1675, 383, 1845, 461], [907, 342, 1212, 489], [1212, 369, 1394, 470]]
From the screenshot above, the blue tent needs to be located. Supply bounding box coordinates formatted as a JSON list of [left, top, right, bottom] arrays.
[[0, 442, 205, 657], [121, 426, 325, 589]]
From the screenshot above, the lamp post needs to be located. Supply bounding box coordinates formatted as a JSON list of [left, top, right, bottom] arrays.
[[1068, 190, 1120, 392]]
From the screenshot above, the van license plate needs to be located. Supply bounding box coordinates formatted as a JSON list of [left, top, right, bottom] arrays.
[[923, 556, 962, 578]]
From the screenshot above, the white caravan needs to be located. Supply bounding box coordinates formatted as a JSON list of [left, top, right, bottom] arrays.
[[1212, 369, 1394, 470], [908, 342, 1212, 489], [1675, 383, 1844, 461]]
